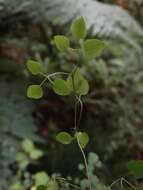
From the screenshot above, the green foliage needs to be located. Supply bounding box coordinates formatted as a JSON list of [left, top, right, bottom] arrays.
[[127, 160, 143, 179], [0, 7, 142, 189], [34, 172, 49, 186], [24, 16, 143, 190], [26, 60, 43, 75], [53, 79, 71, 96], [70, 16, 87, 40], [76, 132, 89, 149], [27, 85, 43, 99], [37, 186, 47, 190], [54, 35, 70, 51], [22, 139, 35, 153], [83, 39, 105, 60], [56, 132, 73, 144], [67, 69, 89, 95]]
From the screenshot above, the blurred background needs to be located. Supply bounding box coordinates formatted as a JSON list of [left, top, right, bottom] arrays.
[[0, 0, 143, 189]]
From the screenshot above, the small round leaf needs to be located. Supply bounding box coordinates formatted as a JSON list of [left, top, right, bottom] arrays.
[[26, 60, 43, 75], [30, 149, 43, 160], [71, 16, 87, 39], [27, 85, 43, 99], [56, 132, 73, 144], [34, 172, 49, 186], [76, 132, 89, 149], [54, 35, 69, 51], [83, 39, 105, 60], [22, 139, 35, 153], [53, 79, 71, 96]]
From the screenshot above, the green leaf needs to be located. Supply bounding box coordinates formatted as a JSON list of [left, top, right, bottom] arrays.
[[37, 185, 47, 190], [22, 139, 35, 153], [71, 16, 87, 39], [83, 39, 105, 60], [30, 149, 43, 160], [54, 35, 69, 51], [16, 153, 29, 169], [127, 160, 143, 179], [26, 60, 43, 75], [56, 132, 73, 144], [53, 79, 71, 96], [27, 85, 43, 99], [76, 132, 89, 149], [47, 180, 58, 190], [34, 172, 49, 186], [66, 69, 89, 95]]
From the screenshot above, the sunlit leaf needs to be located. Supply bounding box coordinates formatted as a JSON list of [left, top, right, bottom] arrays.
[[27, 85, 43, 99], [30, 149, 43, 160], [71, 16, 87, 39], [26, 60, 43, 75], [54, 35, 69, 51], [56, 132, 73, 144], [34, 172, 49, 186], [76, 132, 89, 149], [53, 79, 71, 96], [83, 39, 105, 60], [22, 139, 34, 153]]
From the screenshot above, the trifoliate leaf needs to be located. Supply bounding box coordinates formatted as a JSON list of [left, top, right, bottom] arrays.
[[54, 35, 69, 51], [71, 16, 87, 39], [56, 132, 73, 144], [83, 39, 105, 60], [27, 85, 43, 99]]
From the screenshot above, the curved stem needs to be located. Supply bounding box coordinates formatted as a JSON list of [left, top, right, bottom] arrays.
[[39, 72, 69, 86]]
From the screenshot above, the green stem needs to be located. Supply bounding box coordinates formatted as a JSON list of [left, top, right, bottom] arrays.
[[56, 177, 81, 189], [74, 98, 92, 190], [39, 72, 69, 85], [122, 177, 136, 189], [109, 177, 136, 189]]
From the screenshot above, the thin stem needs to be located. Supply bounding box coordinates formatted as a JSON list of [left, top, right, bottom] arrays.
[[120, 177, 124, 189], [56, 177, 81, 189], [48, 72, 69, 77], [109, 178, 120, 188], [76, 95, 83, 127], [39, 72, 54, 84], [109, 177, 136, 189], [122, 178, 136, 189], [74, 98, 92, 190], [39, 72, 69, 85]]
